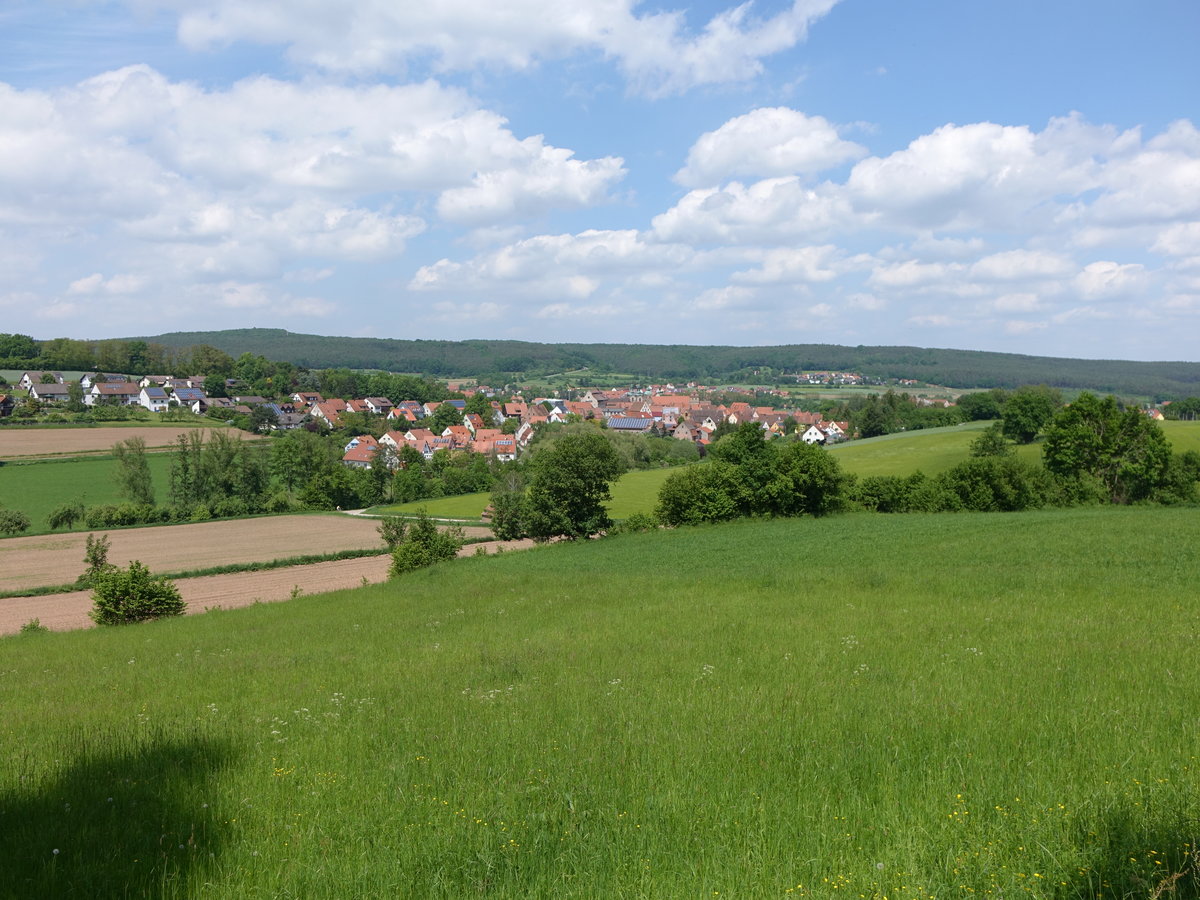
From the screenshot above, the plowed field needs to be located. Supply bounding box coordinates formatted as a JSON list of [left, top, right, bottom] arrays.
[[0, 425, 243, 459], [0, 514, 472, 594], [0, 536, 530, 635]]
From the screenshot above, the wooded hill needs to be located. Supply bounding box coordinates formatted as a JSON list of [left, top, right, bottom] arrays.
[[134, 328, 1200, 397]]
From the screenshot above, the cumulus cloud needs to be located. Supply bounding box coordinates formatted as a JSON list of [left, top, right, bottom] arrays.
[[675, 107, 866, 187], [157, 0, 841, 96], [411, 229, 694, 296]]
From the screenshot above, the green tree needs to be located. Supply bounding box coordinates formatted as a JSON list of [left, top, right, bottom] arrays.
[[388, 510, 464, 576], [524, 431, 626, 540], [1001, 385, 1060, 444], [90, 560, 185, 625], [655, 461, 742, 526], [1042, 393, 1171, 504], [428, 402, 463, 433], [0, 508, 31, 536], [112, 437, 156, 506], [464, 392, 495, 421], [46, 501, 84, 531], [772, 441, 845, 517], [969, 422, 1012, 457]]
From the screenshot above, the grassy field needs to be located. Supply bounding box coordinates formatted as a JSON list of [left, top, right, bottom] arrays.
[[369, 467, 678, 521], [827, 421, 1042, 477], [0, 454, 173, 533], [3, 506, 1199, 898]]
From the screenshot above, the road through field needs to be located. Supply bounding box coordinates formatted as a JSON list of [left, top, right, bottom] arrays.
[[0, 536, 532, 635], [0, 513, 495, 593]]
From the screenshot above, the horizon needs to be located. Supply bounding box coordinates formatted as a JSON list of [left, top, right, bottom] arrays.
[[1, 1, 1197, 360]]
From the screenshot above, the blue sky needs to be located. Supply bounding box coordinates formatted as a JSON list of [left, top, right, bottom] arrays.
[[2, 0, 1198, 361]]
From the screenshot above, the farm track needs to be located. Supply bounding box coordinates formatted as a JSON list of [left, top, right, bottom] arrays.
[[0, 536, 533, 635], [0, 513, 497, 594]]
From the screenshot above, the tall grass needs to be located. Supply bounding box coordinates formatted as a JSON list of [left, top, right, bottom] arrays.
[[3, 507, 1199, 897]]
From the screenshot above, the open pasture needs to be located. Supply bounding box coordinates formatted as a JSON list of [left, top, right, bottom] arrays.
[[0, 513, 393, 594], [0, 425, 221, 460], [0, 454, 174, 533], [3, 506, 1200, 897]]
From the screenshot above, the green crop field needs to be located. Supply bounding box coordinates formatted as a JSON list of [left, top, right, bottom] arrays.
[[0, 455, 173, 533], [3, 507, 1199, 898]]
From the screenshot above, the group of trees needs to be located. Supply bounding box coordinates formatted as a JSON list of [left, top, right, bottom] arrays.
[[655, 423, 845, 526]]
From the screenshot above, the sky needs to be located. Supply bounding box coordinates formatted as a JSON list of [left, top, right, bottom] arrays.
[[1, 0, 1198, 361]]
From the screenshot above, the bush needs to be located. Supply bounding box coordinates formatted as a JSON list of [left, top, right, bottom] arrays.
[[616, 511, 659, 534], [90, 561, 185, 625], [19, 618, 49, 635], [0, 508, 31, 536], [388, 511, 464, 577], [377, 517, 409, 549]]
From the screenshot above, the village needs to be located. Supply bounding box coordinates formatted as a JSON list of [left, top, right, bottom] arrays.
[[1, 369, 857, 471]]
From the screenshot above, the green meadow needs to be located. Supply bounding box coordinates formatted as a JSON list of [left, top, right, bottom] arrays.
[[0, 455, 173, 533], [4, 507, 1200, 898], [370, 467, 677, 521]]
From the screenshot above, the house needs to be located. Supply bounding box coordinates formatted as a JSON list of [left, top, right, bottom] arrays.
[[233, 395, 269, 407], [442, 425, 473, 448], [0, 394, 14, 417], [28, 383, 72, 404], [800, 424, 826, 445], [342, 434, 381, 469], [311, 399, 348, 428], [85, 382, 141, 406], [363, 397, 393, 415], [291, 391, 323, 406], [274, 412, 306, 430], [606, 416, 655, 434], [80, 373, 129, 391], [463, 413, 485, 434], [138, 386, 170, 413], [172, 387, 207, 408], [387, 406, 419, 424], [138, 375, 173, 389], [19, 371, 64, 391]]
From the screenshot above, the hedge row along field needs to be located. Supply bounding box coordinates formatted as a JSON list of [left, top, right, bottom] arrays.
[[3, 506, 1199, 898]]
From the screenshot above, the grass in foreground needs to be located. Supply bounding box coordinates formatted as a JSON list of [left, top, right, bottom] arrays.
[[3, 506, 1200, 898]]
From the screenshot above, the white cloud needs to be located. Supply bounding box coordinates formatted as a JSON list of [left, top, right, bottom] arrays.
[[1074, 260, 1147, 301], [652, 178, 855, 244], [160, 0, 841, 96], [969, 249, 1073, 282], [411, 229, 694, 296], [675, 107, 866, 187], [731, 245, 844, 284]]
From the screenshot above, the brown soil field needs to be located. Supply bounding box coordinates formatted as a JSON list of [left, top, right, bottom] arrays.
[[0, 537, 532, 635], [0, 514, 486, 594], [0, 425, 235, 459]]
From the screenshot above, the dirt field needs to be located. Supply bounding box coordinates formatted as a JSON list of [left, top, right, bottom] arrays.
[[0, 514, 498, 594], [0, 536, 533, 635], [0, 425, 237, 459]]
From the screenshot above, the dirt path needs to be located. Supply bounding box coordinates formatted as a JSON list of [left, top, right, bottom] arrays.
[[0, 537, 535, 635]]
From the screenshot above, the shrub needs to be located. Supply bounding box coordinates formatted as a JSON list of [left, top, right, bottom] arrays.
[[90, 561, 185, 626], [0, 508, 31, 536], [377, 517, 408, 549], [388, 511, 464, 577], [19, 618, 49, 635], [616, 512, 659, 534]]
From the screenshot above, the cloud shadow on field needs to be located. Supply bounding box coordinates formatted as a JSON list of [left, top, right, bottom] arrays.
[[0, 731, 237, 898]]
